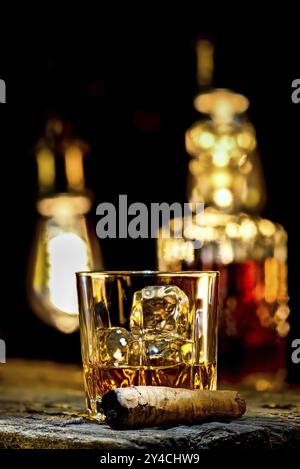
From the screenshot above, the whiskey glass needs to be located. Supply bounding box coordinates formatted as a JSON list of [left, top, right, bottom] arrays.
[[76, 271, 219, 420]]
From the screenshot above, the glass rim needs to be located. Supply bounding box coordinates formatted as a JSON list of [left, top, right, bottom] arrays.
[[76, 270, 219, 278]]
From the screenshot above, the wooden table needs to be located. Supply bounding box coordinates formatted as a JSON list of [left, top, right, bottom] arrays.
[[0, 360, 299, 449]]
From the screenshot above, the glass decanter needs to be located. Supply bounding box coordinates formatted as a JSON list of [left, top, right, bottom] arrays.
[[158, 89, 289, 390]]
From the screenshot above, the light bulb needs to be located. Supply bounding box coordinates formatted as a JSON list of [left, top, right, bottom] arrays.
[[27, 120, 103, 333]]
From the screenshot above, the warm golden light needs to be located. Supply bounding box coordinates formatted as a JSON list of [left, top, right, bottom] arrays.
[[48, 232, 89, 314], [237, 131, 256, 150], [198, 131, 215, 149], [186, 87, 265, 212], [65, 145, 85, 191], [37, 148, 55, 192], [212, 149, 230, 167], [37, 194, 91, 218], [194, 89, 249, 124], [276, 321, 290, 338], [196, 39, 214, 86], [29, 119, 103, 333], [219, 241, 234, 264], [159, 74, 289, 388], [225, 222, 240, 238], [213, 188, 233, 207], [256, 379, 273, 392], [258, 219, 276, 237], [243, 187, 261, 208], [28, 211, 101, 334], [274, 304, 290, 322], [240, 220, 257, 240], [212, 171, 232, 188], [218, 136, 236, 151], [239, 160, 253, 175], [264, 258, 279, 304]]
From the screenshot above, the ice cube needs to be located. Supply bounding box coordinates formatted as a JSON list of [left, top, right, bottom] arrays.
[[98, 327, 131, 365], [146, 337, 183, 365], [130, 285, 190, 338], [128, 337, 184, 366], [128, 339, 143, 366]]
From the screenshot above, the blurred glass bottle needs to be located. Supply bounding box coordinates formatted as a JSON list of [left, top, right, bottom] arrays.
[[27, 119, 103, 333], [158, 40, 289, 389]]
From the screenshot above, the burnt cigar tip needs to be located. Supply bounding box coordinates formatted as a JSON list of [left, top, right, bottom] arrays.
[[101, 389, 129, 428]]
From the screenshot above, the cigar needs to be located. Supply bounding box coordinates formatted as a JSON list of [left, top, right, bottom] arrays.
[[101, 386, 246, 429]]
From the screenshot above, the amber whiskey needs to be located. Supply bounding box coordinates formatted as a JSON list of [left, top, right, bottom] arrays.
[[83, 362, 216, 419]]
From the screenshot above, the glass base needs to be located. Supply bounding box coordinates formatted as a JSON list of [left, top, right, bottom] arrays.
[[87, 399, 106, 423]]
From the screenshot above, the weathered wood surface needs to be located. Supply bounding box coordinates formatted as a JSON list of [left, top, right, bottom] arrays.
[[0, 360, 299, 449]]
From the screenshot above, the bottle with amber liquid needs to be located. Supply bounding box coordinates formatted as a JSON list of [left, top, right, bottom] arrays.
[[158, 88, 289, 390]]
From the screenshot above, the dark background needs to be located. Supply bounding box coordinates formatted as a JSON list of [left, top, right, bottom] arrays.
[[0, 30, 299, 382]]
